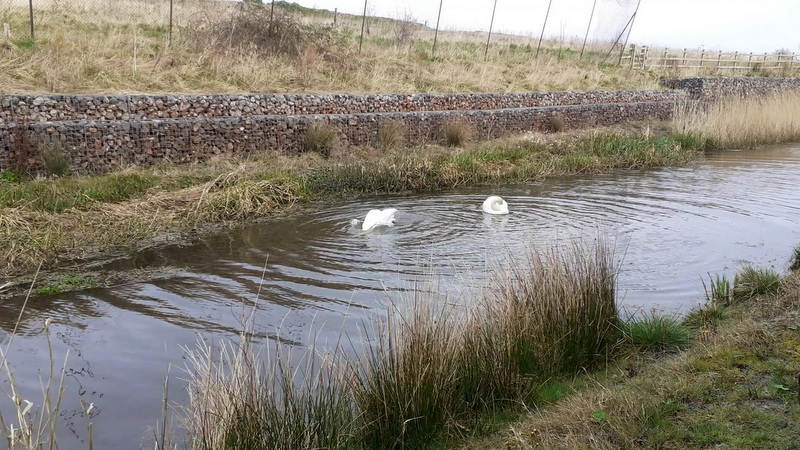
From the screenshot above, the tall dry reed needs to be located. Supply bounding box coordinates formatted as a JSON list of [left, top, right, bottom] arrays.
[[674, 92, 800, 148], [181, 331, 356, 450]]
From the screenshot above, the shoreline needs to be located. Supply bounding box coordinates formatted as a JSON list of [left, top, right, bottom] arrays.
[[0, 122, 704, 296]]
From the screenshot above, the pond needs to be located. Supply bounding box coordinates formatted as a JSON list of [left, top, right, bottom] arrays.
[[2, 143, 799, 449]]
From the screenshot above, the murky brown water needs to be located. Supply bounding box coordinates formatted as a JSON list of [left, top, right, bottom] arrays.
[[2, 143, 800, 449]]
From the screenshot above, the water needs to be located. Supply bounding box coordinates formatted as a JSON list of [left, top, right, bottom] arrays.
[[2, 143, 800, 449]]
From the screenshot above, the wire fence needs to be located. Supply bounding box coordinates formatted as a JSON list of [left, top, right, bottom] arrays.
[[0, 0, 796, 78], [0, 0, 640, 62]]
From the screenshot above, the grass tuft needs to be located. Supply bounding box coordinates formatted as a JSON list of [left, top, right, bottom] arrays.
[[732, 266, 781, 304], [375, 121, 406, 151], [789, 244, 800, 272], [183, 328, 355, 450], [548, 114, 566, 133], [40, 141, 72, 177], [623, 313, 691, 354], [702, 273, 733, 306], [302, 122, 340, 158], [443, 119, 471, 147]]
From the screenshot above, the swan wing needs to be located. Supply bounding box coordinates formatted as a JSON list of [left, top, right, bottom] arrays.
[[362, 209, 383, 230], [362, 208, 398, 230]]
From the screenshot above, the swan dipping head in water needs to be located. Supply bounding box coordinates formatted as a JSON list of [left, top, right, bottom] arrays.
[[482, 196, 509, 215], [361, 208, 398, 231]]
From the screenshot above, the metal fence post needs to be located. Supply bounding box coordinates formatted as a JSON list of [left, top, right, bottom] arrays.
[[28, 0, 34, 40]]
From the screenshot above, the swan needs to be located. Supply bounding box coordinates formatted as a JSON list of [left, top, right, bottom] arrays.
[[482, 195, 509, 215], [361, 208, 398, 231]]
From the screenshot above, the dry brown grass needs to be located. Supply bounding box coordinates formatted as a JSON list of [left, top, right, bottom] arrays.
[[0, 0, 663, 94], [673, 91, 800, 148]]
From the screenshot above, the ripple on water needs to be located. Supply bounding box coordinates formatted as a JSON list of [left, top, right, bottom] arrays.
[[3, 144, 800, 450]]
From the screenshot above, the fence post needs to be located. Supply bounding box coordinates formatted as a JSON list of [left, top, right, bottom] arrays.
[[484, 0, 498, 61], [28, 0, 34, 40], [716, 51, 722, 71], [629, 44, 635, 69], [662, 48, 667, 70], [682, 48, 687, 68], [358, 0, 367, 52], [732, 51, 738, 71], [748, 52, 753, 71], [432, 0, 443, 58], [333, 8, 337, 25], [641, 45, 648, 70], [269, 0, 276, 34], [169, 0, 173, 46], [699, 51, 705, 70], [535, 0, 553, 59]]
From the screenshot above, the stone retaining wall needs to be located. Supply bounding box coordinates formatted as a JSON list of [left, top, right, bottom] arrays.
[[5, 76, 800, 175], [661, 76, 800, 102], [0, 90, 682, 124], [0, 102, 674, 173]]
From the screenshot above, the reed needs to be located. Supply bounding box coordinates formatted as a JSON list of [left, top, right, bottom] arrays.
[[0, 269, 75, 450], [181, 332, 356, 450], [350, 299, 465, 449], [674, 91, 800, 148], [349, 240, 620, 448]]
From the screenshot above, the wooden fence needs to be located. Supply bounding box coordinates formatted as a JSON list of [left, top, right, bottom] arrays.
[[621, 45, 800, 75]]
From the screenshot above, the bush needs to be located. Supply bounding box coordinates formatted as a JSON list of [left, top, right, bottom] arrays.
[[732, 266, 781, 303], [302, 122, 339, 157], [375, 121, 405, 150], [443, 119, 471, 147], [187, 2, 343, 58]]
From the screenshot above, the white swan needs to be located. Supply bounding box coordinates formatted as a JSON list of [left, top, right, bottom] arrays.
[[362, 208, 398, 231], [482, 195, 509, 215]]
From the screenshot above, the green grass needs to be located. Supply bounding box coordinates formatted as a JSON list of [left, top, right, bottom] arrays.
[[789, 244, 800, 272], [0, 172, 160, 212], [732, 266, 782, 303], [33, 276, 98, 295], [702, 273, 733, 306], [623, 314, 691, 354], [461, 268, 800, 450]]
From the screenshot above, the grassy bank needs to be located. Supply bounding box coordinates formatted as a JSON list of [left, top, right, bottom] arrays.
[[0, 128, 705, 282], [464, 255, 800, 450]]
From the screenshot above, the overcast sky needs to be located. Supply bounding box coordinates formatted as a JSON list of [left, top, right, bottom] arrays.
[[291, 0, 799, 54]]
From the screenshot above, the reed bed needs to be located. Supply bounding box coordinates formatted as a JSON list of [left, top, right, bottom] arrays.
[[674, 91, 800, 148], [177, 240, 621, 449]]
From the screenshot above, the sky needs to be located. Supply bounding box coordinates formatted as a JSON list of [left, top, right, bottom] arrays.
[[290, 0, 799, 54]]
